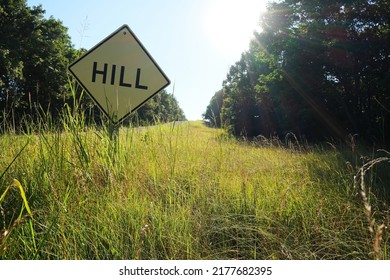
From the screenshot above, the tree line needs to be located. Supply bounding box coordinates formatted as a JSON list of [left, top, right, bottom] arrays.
[[204, 0, 390, 145], [0, 0, 185, 131]]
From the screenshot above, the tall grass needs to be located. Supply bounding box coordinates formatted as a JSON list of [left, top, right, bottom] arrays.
[[0, 101, 389, 259]]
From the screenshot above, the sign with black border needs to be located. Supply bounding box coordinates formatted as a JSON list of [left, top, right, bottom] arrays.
[[68, 24, 170, 124]]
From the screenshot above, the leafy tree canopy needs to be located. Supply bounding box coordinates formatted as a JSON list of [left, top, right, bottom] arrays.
[[205, 0, 390, 144], [0, 0, 77, 121], [129, 90, 186, 126]]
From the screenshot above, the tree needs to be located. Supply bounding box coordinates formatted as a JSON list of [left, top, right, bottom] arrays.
[[222, 51, 261, 136], [203, 89, 224, 127], [215, 0, 390, 143], [0, 0, 77, 126], [260, 0, 390, 142], [220, 40, 282, 137], [128, 90, 186, 126]]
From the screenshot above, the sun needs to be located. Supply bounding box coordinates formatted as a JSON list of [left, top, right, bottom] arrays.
[[203, 0, 267, 56]]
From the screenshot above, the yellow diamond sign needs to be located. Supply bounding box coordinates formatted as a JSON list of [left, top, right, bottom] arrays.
[[68, 24, 170, 124]]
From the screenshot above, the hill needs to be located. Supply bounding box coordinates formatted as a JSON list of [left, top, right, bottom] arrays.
[[0, 120, 389, 259]]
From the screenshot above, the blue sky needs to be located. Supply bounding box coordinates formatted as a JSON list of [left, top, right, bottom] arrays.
[[26, 0, 268, 120]]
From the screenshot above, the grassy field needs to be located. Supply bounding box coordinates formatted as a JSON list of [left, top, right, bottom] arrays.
[[0, 116, 389, 259]]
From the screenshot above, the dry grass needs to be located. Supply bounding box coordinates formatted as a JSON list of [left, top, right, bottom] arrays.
[[353, 154, 390, 259]]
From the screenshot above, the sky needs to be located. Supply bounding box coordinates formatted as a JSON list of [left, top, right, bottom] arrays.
[[26, 0, 269, 120]]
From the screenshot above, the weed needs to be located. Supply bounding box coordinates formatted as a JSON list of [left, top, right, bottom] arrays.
[[354, 152, 390, 259]]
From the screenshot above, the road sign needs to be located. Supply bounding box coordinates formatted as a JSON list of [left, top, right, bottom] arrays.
[[68, 24, 170, 124]]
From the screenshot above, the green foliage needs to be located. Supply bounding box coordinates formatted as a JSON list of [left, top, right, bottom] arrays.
[[128, 90, 186, 126], [0, 0, 77, 125], [203, 89, 223, 127], [220, 43, 280, 137], [208, 0, 390, 144]]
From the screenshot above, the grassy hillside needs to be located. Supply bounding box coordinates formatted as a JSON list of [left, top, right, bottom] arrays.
[[0, 119, 389, 259]]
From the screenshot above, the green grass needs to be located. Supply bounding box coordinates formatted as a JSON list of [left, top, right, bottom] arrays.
[[0, 115, 389, 259]]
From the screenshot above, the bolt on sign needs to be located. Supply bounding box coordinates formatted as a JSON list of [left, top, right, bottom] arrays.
[[68, 24, 170, 124]]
